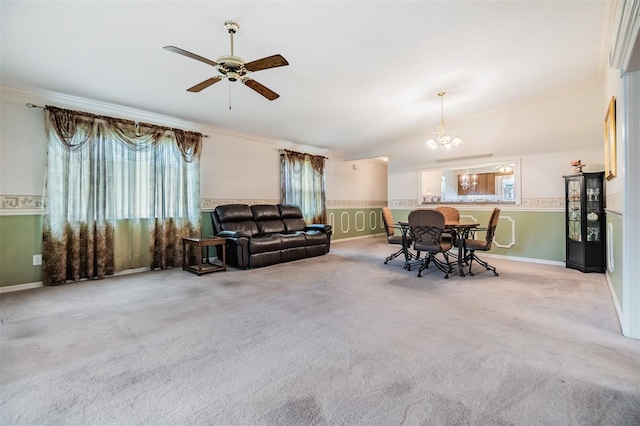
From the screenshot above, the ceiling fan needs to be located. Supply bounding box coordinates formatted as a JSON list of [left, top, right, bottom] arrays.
[[164, 20, 288, 101]]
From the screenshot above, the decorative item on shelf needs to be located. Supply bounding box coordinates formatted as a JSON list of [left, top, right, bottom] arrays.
[[587, 211, 598, 221], [422, 193, 441, 203], [570, 208, 580, 220], [570, 160, 585, 173], [586, 188, 600, 201], [425, 92, 463, 150]]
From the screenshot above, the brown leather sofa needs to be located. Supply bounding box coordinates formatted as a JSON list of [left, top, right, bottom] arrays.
[[210, 204, 332, 268]]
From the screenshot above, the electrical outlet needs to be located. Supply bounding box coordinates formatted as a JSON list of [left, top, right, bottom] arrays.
[[33, 254, 42, 266]]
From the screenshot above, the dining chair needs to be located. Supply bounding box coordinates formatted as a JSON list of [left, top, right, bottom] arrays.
[[381, 206, 409, 264], [435, 206, 460, 255], [462, 207, 501, 276], [435, 206, 460, 224], [407, 209, 453, 279]]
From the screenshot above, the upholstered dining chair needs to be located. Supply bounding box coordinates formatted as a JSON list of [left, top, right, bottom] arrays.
[[407, 209, 453, 279], [435, 206, 460, 253], [462, 207, 501, 276], [381, 206, 409, 264], [435, 206, 460, 224]]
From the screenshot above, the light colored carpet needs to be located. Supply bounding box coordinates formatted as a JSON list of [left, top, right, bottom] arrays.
[[1, 236, 639, 425]]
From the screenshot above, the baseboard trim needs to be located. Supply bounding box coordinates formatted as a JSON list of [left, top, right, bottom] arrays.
[[113, 266, 151, 276], [0, 281, 44, 293], [605, 271, 626, 335], [474, 252, 565, 267], [333, 233, 385, 243], [0, 266, 151, 293]]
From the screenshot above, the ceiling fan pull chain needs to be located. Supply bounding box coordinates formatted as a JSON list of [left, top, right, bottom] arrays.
[[229, 81, 232, 110]]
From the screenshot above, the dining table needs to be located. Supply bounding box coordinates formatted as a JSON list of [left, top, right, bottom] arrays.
[[398, 220, 479, 277], [445, 222, 480, 276]]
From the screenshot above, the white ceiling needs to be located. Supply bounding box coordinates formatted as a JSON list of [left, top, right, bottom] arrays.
[[1, 1, 613, 158]]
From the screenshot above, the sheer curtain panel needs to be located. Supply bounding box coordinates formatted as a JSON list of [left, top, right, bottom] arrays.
[[43, 106, 202, 285], [280, 150, 326, 223]]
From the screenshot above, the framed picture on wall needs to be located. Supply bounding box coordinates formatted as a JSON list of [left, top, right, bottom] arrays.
[[604, 96, 616, 181]]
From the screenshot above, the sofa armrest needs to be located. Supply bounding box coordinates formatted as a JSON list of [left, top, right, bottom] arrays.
[[216, 232, 251, 268], [217, 230, 252, 239], [304, 224, 332, 233]]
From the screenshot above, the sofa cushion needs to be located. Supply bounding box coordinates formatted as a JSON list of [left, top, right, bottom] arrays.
[[278, 204, 304, 219], [304, 229, 328, 246], [279, 232, 306, 249], [277, 204, 306, 232], [216, 204, 253, 221], [220, 220, 259, 236], [252, 205, 286, 234], [257, 220, 286, 234], [215, 204, 259, 236], [249, 234, 282, 254], [251, 205, 281, 220]]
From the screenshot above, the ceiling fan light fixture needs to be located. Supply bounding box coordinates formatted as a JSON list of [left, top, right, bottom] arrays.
[[163, 20, 289, 101], [425, 92, 463, 150]]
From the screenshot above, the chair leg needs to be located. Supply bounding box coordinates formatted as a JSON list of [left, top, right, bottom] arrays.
[[433, 252, 451, 279], [384, 246, 404, 264], [417, 253, 450, 279], [468, 251, 499, 276], [417, 254, 432, 277]]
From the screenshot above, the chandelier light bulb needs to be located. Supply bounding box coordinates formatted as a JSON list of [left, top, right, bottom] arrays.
[[460, 172, 478, 190]]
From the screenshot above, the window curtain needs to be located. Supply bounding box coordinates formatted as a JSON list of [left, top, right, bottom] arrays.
[[280, 149, 326, 223], [43, 106, 202, 286]]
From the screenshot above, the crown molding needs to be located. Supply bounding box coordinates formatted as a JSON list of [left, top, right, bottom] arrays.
[[0, 85, 332, 156], [610, 0, 640, 72]]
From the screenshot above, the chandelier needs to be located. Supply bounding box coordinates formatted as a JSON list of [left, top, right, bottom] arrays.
[[460, 172, 477, 190], [425, 92, 463, 150]]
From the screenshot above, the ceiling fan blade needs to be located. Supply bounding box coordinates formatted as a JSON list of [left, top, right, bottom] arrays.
[[244, 54, 289, 72], [163, 46, 218, 67], [187, 76, 224, 92], [242, 78, 280, 100]]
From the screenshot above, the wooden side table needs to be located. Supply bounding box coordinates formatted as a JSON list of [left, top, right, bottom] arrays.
[[182, 237, 226, 275]]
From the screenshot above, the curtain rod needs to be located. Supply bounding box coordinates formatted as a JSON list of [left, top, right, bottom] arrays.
[[26, 103, 210, 138], [279, 148, 328, 160]]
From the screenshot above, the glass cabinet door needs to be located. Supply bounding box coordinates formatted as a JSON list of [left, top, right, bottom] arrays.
[[585, 175, 602, 242], [567, 179, 581, 241]]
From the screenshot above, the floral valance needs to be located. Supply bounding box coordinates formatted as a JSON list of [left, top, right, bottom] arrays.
[[45, 106, 202, 162]]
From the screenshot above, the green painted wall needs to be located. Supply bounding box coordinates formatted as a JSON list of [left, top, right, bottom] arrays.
[[388, 208, 565, 262], [201, 211, 214, 237], [0, 215, 43, 286], [327, 208, 386, 240], [113, 219, 151, 271], [607, 213, 623, 309], [0, 208, 572, 287]]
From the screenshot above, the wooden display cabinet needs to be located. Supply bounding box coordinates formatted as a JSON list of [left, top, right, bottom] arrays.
[[563, 172, 605, 273]]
